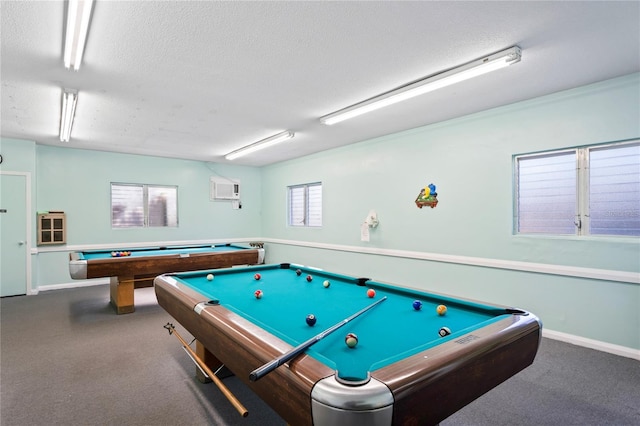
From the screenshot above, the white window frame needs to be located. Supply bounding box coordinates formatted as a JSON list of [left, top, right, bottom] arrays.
[[515, 140, 640, 237], [111, 183, 178, 228], [288, 182, 322, 227]]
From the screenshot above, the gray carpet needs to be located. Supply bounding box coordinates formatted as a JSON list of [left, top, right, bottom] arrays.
[[1, 285, 639, 426]]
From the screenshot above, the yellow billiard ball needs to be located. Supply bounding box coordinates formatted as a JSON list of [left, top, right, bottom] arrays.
[[436, 304, 447, 316]]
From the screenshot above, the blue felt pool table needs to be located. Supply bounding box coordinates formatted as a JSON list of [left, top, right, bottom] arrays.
[[154, 263, 541, 426], [69, 243, 264, 313]]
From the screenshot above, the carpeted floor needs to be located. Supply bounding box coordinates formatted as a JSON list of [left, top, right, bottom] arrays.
[[1, 285, 639, 426]]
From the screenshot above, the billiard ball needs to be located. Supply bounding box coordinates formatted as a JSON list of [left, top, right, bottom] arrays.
[[438, 326, 451, 337], [323, 280, 331, 288], [306, 314, 317, 326], [412, 300, 422, 310], [345, 333, 358, 348], [306, 275, 313, 282], [254, 273, 261, 280], [254, 289, 263, 299], [436, 304, 447, 316], [206, 273, 214, 281], [366, 289, 376, 298], [296, 269, 302, 276], [111, 251, 117, 257]]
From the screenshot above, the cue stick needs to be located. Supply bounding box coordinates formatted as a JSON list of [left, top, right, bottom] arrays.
[[163, 323, 249, 418], [249, 296, 387, 382]]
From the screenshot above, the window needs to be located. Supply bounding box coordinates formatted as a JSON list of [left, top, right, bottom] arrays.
[[515, 140, 640, 236], [111, 183, 178, 228], [288, 182, 322, 227]]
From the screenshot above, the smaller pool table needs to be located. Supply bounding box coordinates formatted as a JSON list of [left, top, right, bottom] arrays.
[[69, 243, 264, 314], [155, 263, 541, 426]]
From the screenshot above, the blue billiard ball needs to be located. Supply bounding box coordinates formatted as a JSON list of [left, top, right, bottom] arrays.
[[306, 314, 317, 326], [412, 300, 422, 310]]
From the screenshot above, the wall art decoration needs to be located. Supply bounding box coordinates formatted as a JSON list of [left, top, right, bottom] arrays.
[[415, 183, 438, 209]]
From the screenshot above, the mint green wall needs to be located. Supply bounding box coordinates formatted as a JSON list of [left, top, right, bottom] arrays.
[[260, 74, 640, 350], [33, 146, 262, 288], [36, 146, 261, 244], [0, 138, 37, 174]]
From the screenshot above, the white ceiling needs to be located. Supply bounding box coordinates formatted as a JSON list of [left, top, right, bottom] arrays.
[[2, 1, 639, 167]]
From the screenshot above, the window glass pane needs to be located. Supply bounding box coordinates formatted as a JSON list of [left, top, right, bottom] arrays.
[[307, 184, 323, 227], [148, 186, 178, 227], [289, 186, 305, 226], [517, 152, 576, 234], [589, 143, 640, 236], [111, 184, 144, 227]]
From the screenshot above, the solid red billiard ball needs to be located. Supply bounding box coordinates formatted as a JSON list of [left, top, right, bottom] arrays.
[[306, 314, 317, 326], [306, 275, 313, 282], [296, 269, 302, 276], [345, 333, 358, 348], [367, 289, 376, 298], [254, 289, 263, 299], [436, 304, 447, 316], [254, 273, 261, 281]]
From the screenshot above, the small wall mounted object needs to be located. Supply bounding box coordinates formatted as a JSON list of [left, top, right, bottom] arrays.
[[415, 183, 438, 209], [37, 211, 66, 245], [364, 210, 379, 228]]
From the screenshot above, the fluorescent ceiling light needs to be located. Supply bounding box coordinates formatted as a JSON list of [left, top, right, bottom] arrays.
[[60, 89, 78, 142], [64, 0, 95, 70], [320, 46, 522, 125], [225, 131, 295, 160]]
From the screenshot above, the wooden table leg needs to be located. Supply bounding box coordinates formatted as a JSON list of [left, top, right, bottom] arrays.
[[110, 276, 135, 314], [195, 340, 232, 383]]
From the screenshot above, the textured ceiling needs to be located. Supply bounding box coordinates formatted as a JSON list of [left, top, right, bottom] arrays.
[[1, 1, 639, 166]]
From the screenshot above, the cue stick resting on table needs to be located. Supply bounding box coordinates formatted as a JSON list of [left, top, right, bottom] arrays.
[[163, 323, 249, 418], [249, 296, 387, 382]]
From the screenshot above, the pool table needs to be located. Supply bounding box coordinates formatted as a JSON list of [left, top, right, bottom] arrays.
[[154, 263, 541, 426], [69, 243, 264, 314]]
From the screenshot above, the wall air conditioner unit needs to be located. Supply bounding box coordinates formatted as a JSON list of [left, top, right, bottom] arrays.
[[210, 178, 240, 200]]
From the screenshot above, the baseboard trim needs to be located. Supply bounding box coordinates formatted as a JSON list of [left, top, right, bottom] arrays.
[[543, 329, 640, 361], [37, 278, 109, 293]]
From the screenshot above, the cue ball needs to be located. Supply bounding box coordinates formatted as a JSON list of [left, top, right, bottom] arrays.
[[306, 314, 317, 326], [296, 269, 302, 276], [323, 280, 330, 288], [367, 289, 376, 298], [412, 300, 422, 310], [306, 275, 313, 282], [254, 273, 261, 280], [436, 304, 447, 316], [438, 326, 451, 337], [206, 274, 214, 281], [254, 289, 263, 299], [345, 333, 358, 348]]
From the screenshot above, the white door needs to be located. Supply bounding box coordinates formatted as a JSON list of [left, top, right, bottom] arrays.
[[0, 173, 28, 296]]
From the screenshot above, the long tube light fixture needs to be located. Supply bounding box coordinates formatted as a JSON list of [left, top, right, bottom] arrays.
[[320, 46, 522, 126], [60, 89, 78, 142], [64, 0, 95, 70], [225, 131, 295, 160]]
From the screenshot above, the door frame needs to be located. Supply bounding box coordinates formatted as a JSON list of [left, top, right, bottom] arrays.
[[0, 171, 33, 295]]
